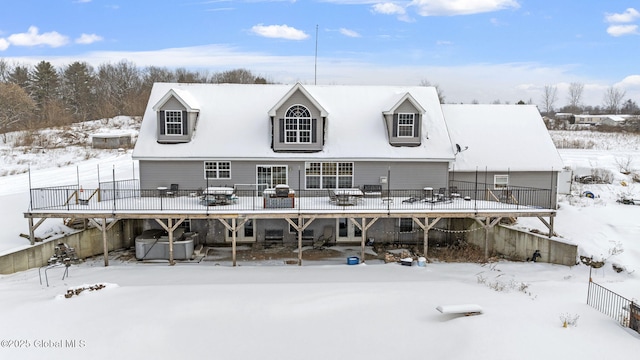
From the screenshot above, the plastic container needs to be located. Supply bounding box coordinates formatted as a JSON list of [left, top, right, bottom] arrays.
[[347, 256, 359, 265], [417, 257, 426, 267]]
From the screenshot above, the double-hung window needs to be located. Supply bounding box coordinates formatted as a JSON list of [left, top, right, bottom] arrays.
[[397, 113, 414, 137], [305, 162, 353, 189], [165, 110, 183, 135], [494, 174, 509, 189], [204, 161, 231, 179], [285, 105, 311, 143]]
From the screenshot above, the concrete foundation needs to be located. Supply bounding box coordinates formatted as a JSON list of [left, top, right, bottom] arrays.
[[467, 223, 578, 266], [0, 219, 140, 275]]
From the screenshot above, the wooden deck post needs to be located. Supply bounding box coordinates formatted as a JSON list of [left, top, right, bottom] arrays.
[[168, 218, 174, 266], [232, 218, 237, 267], [28, 218, 35, 245], [360, 218, 367, 262]]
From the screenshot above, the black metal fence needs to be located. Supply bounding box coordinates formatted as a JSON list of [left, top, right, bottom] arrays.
[[28, 182, 555, 213], [587, 280, 639, 333]]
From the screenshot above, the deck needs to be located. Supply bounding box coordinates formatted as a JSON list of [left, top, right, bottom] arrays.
[[26, 186, 556, 219]]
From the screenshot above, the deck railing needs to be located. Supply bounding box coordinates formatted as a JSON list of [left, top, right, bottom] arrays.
[[29, 183, 555, 213]]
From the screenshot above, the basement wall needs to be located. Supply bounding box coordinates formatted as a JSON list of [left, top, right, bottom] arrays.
[[0, 219, 141, 275], [467, 223, 578, 266]]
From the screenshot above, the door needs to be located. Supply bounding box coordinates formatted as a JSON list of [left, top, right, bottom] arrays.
[[337, 218, 362, 242], [257, 165, 288, 193], [226, 219, 256, 243]]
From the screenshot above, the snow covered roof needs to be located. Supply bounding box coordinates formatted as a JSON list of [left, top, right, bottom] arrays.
[[443, 104, 564, 172], [133, 83, 454, 162], [133, 83, 563, 172]]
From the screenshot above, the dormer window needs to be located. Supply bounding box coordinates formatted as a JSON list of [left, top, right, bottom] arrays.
[[165, 110, 184, 135], [153, 89, 199, 144], [285, 105, 312, 143], [397, 113, 415, 137]]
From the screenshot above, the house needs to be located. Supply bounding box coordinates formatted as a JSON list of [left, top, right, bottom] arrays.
[[444, 104, 564, 206], [129, 82, 563, 255], [573, 114, 629, 126], [21, 82, 568, 267]]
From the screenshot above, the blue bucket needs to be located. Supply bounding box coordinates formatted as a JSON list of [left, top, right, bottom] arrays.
[[347, 256, 359, 265]]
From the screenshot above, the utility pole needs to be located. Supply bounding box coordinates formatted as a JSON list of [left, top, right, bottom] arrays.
[[314, 24, 318, 85]]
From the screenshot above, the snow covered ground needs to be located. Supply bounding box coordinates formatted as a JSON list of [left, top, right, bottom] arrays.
[[0, 122, 639, 359]]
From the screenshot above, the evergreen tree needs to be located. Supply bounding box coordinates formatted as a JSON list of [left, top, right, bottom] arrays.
[[29, 61, 60, 111], [61, 61, 96, 121]]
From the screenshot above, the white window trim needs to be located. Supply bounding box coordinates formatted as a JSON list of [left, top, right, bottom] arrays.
[[397, 113, 414, 138], [494, 174, 509, 189], [204, 161, 231, 179], [165, 110, 183, 136], [304, 161, 354, 189], [256, 165, 288, 189], [284, 105, 312, 144]]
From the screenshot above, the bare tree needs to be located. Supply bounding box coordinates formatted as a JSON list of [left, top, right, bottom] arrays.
[[541, 85, 558, 114], [95, 60, 144, 118], [213, 69, 254, 84], [419, 79, 445, 104], [0, 83, 36, 133], [602, 86, 626, 114], [0, 59, 9, 83], [567, 82, 584, 113]]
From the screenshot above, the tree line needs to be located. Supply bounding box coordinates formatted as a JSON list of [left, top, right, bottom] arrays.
[[539, 82, 639, 116], [0, 59, 270, 134]]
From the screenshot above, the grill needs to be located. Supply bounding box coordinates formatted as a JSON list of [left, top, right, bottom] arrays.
[[275, 184, 290, 197]]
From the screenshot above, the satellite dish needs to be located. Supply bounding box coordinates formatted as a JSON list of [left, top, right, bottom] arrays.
[[456, 144, 462, 153]]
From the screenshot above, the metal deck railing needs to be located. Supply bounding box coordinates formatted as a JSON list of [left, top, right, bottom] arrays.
[[28, 183, 555, 213]]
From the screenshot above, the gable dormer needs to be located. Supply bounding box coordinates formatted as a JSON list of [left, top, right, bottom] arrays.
[[268, 83, 328, 152], [383, 93, 425, 147], [152, 89, 200, 144]]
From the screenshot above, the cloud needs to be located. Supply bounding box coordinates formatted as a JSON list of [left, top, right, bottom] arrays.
[[7, 26, 69, 48], [372, 2, 406, 15], [250, 24, 309, 40], [606, 24, 638, 37], [616, 74, 640, 88], [339, 28, 361, 38], [605, 8, 640, 23], [76, 33, 103, 45], [410, 0, 519, 16], [0, 38, 9, 51]]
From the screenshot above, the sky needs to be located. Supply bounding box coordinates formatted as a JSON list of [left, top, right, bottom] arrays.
[[1, 1, 640, 107]]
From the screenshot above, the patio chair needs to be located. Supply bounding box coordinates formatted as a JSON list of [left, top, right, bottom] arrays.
[[313, 226, 334, 249], [328, 189, 338, 204], [166, 184, 179, 197]]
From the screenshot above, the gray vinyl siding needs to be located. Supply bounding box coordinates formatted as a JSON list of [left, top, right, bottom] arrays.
[[139, 160, 449, 191], [272, 89, 324, 152], [450, 170, 559, 207]]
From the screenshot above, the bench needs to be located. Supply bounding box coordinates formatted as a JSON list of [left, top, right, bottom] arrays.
[[301, 229, 314, 246], [264, 229, 284, 247], [362, 184, 383, 197], [436, 304, 483, 316]]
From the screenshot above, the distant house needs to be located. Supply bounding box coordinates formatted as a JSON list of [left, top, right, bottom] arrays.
[[554, 113, 573, 121], [130, 83, 563, 249], [573, 114, 630, 126]]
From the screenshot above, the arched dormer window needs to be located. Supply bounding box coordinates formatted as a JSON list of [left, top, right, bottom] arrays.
[[284, 105, 311, 143]]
